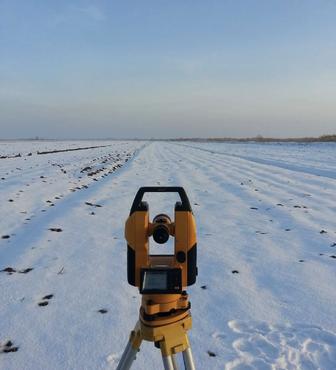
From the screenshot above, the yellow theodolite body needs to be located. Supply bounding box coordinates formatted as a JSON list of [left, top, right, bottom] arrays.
[[125, 187, 197, 294]]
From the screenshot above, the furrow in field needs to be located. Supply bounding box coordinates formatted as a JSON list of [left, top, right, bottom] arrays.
[[160, 143, 336, 322], [179, 142, 336, 180], [172, 143, 336, 229], [1, 141, 335, 370]]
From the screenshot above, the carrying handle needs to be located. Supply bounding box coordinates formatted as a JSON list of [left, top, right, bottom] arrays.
[[130, 187, 192, 214]]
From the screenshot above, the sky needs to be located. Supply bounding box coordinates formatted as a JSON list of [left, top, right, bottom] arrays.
[[0, 0, 336, 139]]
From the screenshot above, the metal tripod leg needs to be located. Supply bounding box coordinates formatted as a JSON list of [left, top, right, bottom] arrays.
[[171, 354, 179, 370], [116, 339, 139, 370], [182, 347, 196, 370], [116, 324, 143, 370], [162, 355, 175, 370], [161, 354, 179, 370], [161, 347, 195, 370]]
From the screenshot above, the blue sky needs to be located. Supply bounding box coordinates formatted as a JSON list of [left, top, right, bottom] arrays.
[[1, 0, 336, 139]]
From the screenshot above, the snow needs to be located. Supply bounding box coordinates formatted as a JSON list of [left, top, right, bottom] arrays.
[[1, 141, 336, 369]]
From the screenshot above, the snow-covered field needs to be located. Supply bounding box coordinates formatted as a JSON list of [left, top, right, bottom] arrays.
[[1, 141, 336, 370]]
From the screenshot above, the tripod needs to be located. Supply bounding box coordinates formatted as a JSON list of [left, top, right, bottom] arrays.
[[116, 295, 196, 370]]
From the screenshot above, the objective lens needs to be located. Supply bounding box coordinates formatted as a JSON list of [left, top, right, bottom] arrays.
[[153, 225, 170, 244]]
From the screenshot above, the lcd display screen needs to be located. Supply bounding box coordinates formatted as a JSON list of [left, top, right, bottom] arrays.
[[142, 271, 168, 291]]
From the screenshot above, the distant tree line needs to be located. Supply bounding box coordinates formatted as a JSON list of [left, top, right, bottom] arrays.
[[168, 134, 336, 143]]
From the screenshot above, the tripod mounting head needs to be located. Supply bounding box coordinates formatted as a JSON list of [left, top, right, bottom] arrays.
[[125, 187, 197, 295]]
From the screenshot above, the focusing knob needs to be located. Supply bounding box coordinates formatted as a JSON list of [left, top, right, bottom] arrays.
[[176, 251, 186, 263]]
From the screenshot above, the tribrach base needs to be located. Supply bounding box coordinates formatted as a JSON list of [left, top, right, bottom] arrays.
[[116, 314, 196, 370]]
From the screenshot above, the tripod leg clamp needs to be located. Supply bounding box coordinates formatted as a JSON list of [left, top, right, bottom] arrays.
[[129, 322, 143, 351]]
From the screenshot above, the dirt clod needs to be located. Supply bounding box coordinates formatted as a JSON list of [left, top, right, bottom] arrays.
[[38, 301, 48, 307], [1, 267, 16, 273], [43, 294, 54, 300], [49, 228, 63, 232], [19, 268, 33, 274]]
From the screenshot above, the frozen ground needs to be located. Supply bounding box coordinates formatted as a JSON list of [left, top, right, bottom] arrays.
[[1, 141, 336, 370]]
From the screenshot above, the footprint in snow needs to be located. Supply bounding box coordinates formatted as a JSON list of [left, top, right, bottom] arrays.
[[225, 320, 336, 369], [107, 353, 120, 365]]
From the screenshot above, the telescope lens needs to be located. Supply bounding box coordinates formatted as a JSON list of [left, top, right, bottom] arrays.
[[153, 225, 170, 244]]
